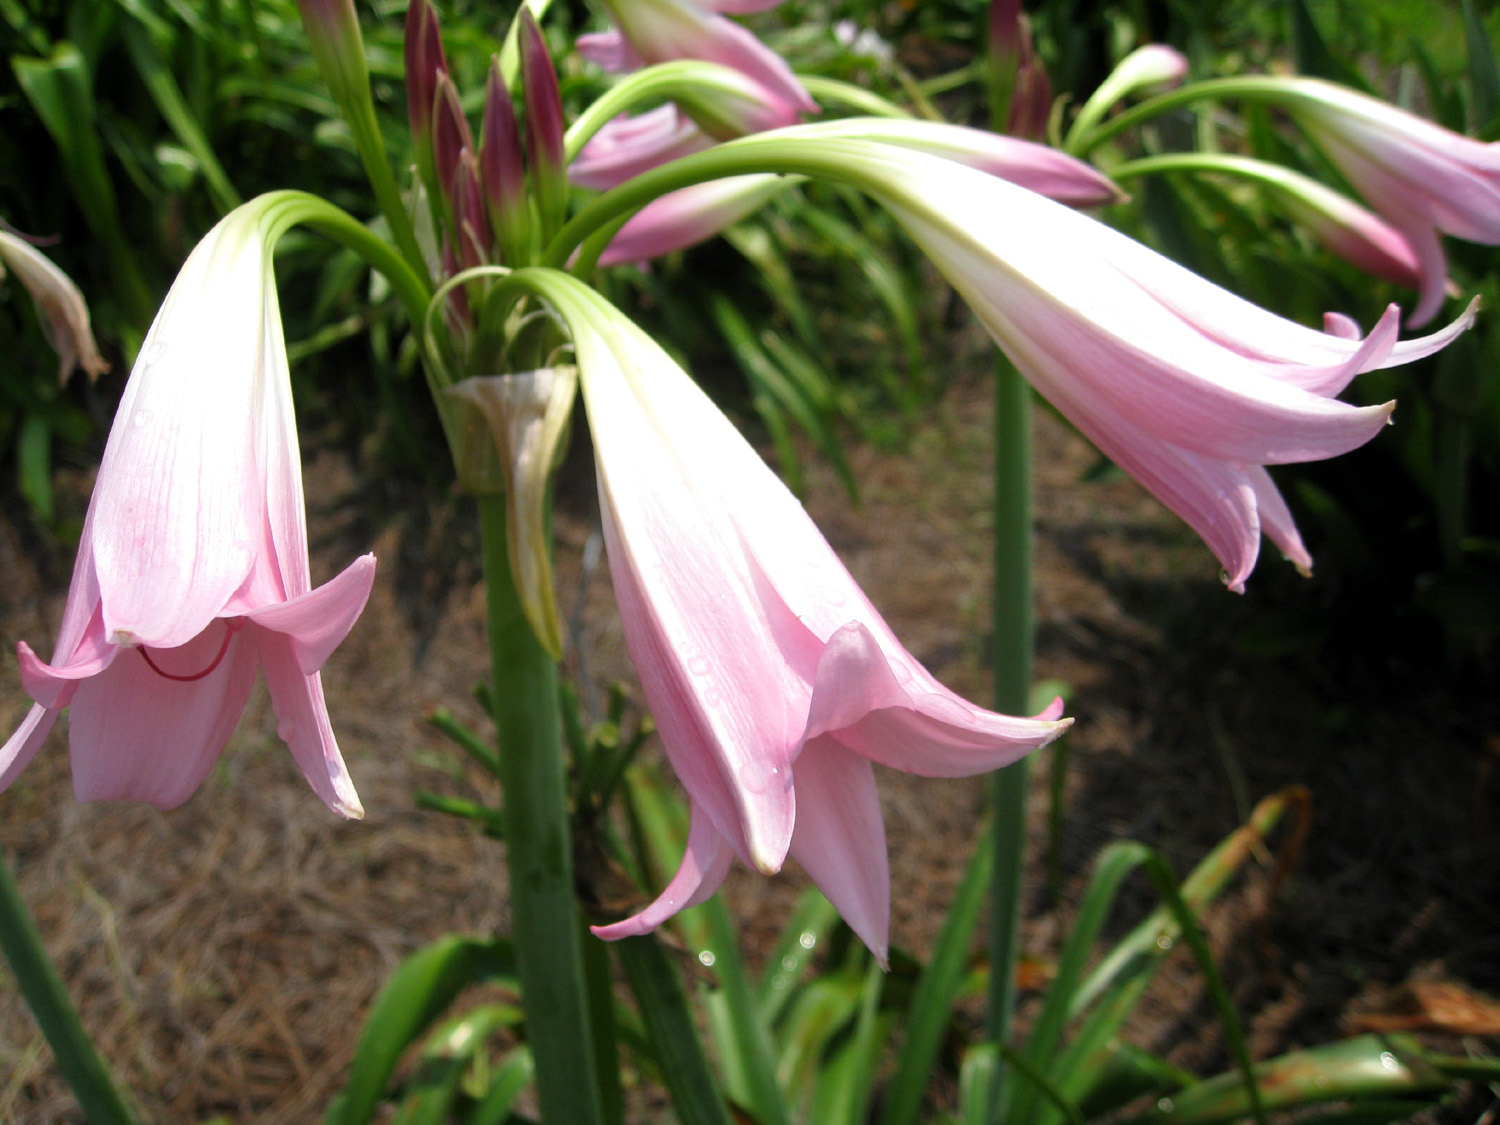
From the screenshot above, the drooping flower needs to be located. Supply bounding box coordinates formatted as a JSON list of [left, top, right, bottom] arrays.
[[579, 0, 816, 130], [1109, 153, 1422, 288], [517, 270, 1069, 961], [0, 228, 109, 384], [1259, 76, 1500, 326], [571, 105, 718, 192], [785, 139, 1472, 589], [1, 199, 375, 815], [593, 118, 1121, 265]]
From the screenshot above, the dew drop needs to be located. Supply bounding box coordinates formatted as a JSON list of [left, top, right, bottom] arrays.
[[132, 409, 155, 429], [781, 955, 798, 973], [798, 931, 817, 951], [1379, 1051, 1399, 1072], [1156, 935, 1174, 951], [687, 655, 712, 677], [737, 760, 782, 795], [1156, 1098, 1174, 1113], [697, 950, 716, 968]]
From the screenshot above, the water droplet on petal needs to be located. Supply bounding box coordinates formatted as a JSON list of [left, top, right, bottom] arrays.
[[737, 760, 782, 795], [132, 409, 155, 429], [144, 341, 167, 366], [697, 950, 716, 967]]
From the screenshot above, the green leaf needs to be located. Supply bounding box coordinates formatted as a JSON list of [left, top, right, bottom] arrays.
[[615, 935, 735, 1125], [118, 18, 239, 210], [16, 412, 54, 525], [1125, 1035, 1448, 1124], [466, 1047, 535, 1125], [331, 935, 517, 1125], [1000, 841, 1155, 1125], [1461, 0, 1500, 130], [390, 1005, 524, 1125], [879, 820, 995, 1125], [807, 958, 887, 1125]]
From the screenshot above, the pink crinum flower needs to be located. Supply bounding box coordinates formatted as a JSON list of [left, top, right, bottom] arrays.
[[830, 141, 1475, 589], [580, 0, 814, 125], [1, 200, 375, 815], [523, 273, 1070, 962], [1267, 76, 1500, 326], [594, 119, 1123, 265]]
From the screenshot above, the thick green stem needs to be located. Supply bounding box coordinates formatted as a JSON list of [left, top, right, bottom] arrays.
[[0, 855, 138, 1125], [985, 353, 1033, 1099], [479, 494, 606, 1125]]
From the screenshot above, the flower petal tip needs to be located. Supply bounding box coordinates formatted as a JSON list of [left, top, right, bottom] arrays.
[[589, 920, 644, 942]]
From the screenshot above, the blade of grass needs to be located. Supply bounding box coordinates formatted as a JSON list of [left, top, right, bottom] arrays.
[[615, 935, 734, 1125], [879, 819, 995, 1125]]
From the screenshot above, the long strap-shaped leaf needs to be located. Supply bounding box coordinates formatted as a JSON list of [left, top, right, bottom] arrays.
[[615, 934, 735, 1125], [879, 819, 996, 1125], [328, 935, 516, 1125]]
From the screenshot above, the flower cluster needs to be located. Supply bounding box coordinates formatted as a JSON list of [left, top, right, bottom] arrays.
[[3, 1, 1487, 962]]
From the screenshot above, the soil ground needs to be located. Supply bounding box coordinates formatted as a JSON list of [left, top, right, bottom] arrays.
[[1, 356, 1497, 1122]]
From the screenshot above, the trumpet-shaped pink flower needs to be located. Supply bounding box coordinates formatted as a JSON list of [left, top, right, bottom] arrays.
[[1, 201, 375, 815], [571, 105, 719, 192], [1267, 77, 1500, 326], [580, 0, 815, 128], [828, 142, 1473, 588], [593, 119, 1121, 265], [531, 276, 1069, 961]]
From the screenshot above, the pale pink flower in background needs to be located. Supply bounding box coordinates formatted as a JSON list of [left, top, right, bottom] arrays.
[[579, 0, 816, 128], [1211, 154, 1422, 287], [825, 142, 1475, 589], [596, 174, 792, 265], [1, 203, 375, 815], [572, 105, 715, 191], [542, 279, 1069, 961], [1266, 76, 1500, 326], [790, 119, 1123, 208], [0, 229, 109, 384], [595, 120, 1121, 265]]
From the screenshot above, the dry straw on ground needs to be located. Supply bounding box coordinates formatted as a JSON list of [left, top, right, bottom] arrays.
[[2, 370, 1496, 1122]]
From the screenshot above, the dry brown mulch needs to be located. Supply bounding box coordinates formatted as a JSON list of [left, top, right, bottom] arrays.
[[2, 369, 1497, 1122]]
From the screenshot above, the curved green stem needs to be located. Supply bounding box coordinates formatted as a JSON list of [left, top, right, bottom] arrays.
[[542, 130, 912, 268], [797, 74, 912, 119], [564, 59, 786, 165], [0, 855, 138, 1125], [985, 351, 1033, 1106], [479, 493, 607, 1125], [260, 190, 433, 327], [1068, 75, 1315, 156]]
